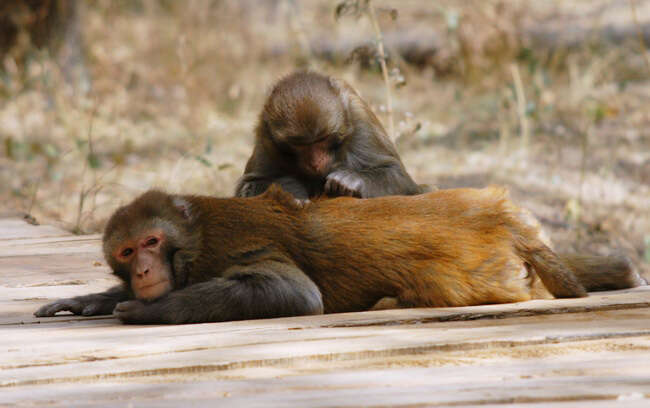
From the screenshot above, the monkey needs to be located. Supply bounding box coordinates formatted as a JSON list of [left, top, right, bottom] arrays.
[[235, 71, 423, 200], [34, 186, 645, 324]]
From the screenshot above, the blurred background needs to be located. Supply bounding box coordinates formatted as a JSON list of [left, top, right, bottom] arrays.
[[0, 0, 648, 277]]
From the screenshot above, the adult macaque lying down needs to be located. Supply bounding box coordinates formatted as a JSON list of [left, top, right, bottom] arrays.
[[35, 186, 644, 324]]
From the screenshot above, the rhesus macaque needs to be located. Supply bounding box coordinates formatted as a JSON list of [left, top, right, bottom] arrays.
[[235, 71, 423, 199], [35, 186, 644, 324]]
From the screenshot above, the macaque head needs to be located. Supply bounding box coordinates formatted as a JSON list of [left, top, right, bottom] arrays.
[[261, 72, 353, 179], [102, 191, 195, 301]]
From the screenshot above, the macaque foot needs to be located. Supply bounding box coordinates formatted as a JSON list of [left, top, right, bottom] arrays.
[[370, 296, 401, 311]]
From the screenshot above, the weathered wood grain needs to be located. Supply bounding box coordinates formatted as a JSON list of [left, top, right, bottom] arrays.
[[3, 308, 650, 387], [2, 341, 650, 407], [0, 217, 71, 240], [0, 234, 102, 257]]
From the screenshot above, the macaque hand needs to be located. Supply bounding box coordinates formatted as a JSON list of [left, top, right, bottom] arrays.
[[34, 295, 114, 317], [325, 170, 364, 198], [113, 300, 158, 324]]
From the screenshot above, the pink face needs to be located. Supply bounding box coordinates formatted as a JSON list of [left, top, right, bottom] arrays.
[[294, 137, 333, 178], [113, 229, 173, 300]]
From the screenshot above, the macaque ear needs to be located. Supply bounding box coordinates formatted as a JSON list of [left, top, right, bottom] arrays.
[[171, 196, 192, 220]]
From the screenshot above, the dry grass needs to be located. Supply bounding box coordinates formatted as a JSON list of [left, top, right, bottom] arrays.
[[1, 0, 648, 276]]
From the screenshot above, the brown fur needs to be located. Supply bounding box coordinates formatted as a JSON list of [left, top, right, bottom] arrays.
[[236, 71, 423, 199], [35, 185, 643, 324]]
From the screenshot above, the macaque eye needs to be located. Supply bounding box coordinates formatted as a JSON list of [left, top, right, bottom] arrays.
[[330, 136, 343, 150], [145, 237, 159, 247], [121, 248, 134, 257]]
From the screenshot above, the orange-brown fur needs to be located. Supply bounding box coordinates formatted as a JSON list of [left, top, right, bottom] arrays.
[[190, 185, 579, 313], [36, 185, 643, 324]]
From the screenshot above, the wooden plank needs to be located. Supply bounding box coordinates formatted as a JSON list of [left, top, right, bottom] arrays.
[[1, 341, 649, 407], [0, 251, 116, 324], [0, 234, 102, 257], [0, 220, 108, 325], [2, 308, 650, 387], [0, 217, 71, 240], [0, 252, 109, 287]]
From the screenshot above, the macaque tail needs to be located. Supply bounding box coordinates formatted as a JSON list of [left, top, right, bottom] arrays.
[[559, 254, 646, 291], [521, 246, 646, 298], [523, 245, 589, 298]]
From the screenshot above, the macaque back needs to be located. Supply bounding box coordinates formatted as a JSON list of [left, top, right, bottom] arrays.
[[297, 187, 554, 313]]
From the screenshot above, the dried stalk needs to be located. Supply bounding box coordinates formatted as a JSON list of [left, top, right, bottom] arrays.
[[366, 0, 395, 141], [509, 63, 529, 150], [629, 0, 650, 72]]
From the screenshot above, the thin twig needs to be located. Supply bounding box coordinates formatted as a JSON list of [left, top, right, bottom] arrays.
[[367, 0, 395, 141], [74, 102, 99, 234], [26, 178, 40, 215], [629, 0, 650, 73], [498, 89, 512, 154], [509, 63, 529, 150], [579, 124, 590, 208]]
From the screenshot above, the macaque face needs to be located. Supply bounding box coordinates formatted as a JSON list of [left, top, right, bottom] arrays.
[[279, 131, 346, 178], [111, 228, 174, 300], [267, 95, 348, 179]]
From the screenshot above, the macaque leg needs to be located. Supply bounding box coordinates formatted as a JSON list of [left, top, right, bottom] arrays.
[[34, 285, 130, 317], [237, 176, 311, 200], [113, 260, 323, 324]]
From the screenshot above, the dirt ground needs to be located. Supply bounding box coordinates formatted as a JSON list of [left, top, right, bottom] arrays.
[[0, 1, 648, 278]]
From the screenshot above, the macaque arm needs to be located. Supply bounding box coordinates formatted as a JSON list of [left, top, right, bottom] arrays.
[[236, 174, 310, 199], [236, 144, 311, 199], [326, 162, 421, 198], [235, 173, 273, 197], [113, 260, 323, 324], [34, 285, 130, 317], [361, 163, 422, 196]]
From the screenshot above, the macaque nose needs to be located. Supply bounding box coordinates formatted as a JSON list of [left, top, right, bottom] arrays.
[[309, 153, 329, 175], [136, 268, 149, 278]]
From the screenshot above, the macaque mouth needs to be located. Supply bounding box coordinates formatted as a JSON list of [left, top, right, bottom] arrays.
[[135, 279, 171, 300], [138, 280, 169, 290]]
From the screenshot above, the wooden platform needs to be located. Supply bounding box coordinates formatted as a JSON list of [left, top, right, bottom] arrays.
[[1, 216, 650, 407]]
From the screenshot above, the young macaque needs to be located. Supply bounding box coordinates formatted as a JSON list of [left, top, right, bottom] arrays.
[[35, 186, 644, 324], [236, 71, 423, 199]]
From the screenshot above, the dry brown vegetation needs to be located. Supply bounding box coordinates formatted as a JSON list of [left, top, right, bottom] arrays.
[[1, 0, 649, 278]]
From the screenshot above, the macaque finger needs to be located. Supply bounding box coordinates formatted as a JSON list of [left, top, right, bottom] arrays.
[[34, 298, 84, 317], [294, 198, 311, 208]]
